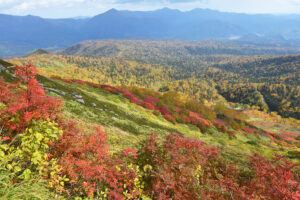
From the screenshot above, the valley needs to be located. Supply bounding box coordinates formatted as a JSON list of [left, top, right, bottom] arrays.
[[10, 41, 300, 119], [1, 22, 300, 199], [1, 51, 299, 198]]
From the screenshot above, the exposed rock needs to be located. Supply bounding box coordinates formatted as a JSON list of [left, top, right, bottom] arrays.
[[92, 103, 97, 107], [0, 64, 13, 76], [0, 64, 5, 72], [72, 92, 82, 99], [45, 87, 66, 96], [76, 99, 85, 104]]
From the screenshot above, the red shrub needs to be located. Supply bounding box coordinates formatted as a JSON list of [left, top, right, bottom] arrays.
[[213, 119, 232, 128], [243, 127, 256, 134], [179, 115, 191, 123], [163, 113, 176, 122], [142, 101, 155, 110], [102, 85, 123, 94], [173, 106, 182, 113], [138, 134, 300, 200], [122, 148, 138, 159], [87, 82, 101, 88], [189, 116, 199, 126], [138, 134, 240, 200], [156, 106, 170, 115], [144, 95, 159, 105], [123, 91, 141, 104], [246, 154, 300, 200], [198, 117, 212, 128], [0, 63, 62, 133], [54, 125, 141, 199], [59, 78, 73, 84], [73, 79, 87, 85]]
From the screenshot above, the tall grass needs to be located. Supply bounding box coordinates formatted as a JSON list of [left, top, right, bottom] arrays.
[[0, 168, 53, 200]]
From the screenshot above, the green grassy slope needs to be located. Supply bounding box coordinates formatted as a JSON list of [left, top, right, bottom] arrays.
[[37, 76, 300, 164], [9, 52, 300, 120], [1, 59, 299, 164]]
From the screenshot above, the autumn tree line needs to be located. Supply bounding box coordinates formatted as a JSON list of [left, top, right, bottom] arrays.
[[1, 63, 299, 199]]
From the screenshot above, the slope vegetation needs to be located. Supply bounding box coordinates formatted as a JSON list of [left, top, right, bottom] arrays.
[[1, 61, 299, 199], [10, 50, 300, 119]]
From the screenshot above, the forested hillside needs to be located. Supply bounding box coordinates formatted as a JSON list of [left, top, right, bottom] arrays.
[[11, 43, 300, 119], [58, 40, 300, 60], [0, 60, 299, 199]]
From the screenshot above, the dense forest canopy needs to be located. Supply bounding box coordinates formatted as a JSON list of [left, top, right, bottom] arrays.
[[11, 40, 299, 119]]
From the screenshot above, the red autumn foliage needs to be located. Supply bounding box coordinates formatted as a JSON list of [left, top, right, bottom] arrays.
[[0, 63, 61, 133], [178, 114, 191, 123], [198, 117, 212, 128], [137, 134, 300, 200], [141, 95, 159, 110], [72, 79, 87, 85], [60, 78, 74, 84], [1, 136, 10, 141], [122, 148, 138, 159], [246, 154, 300, 200], [123, 91, 141, 105], [213, 118, 231, 128], [156, 105, 170, 115], [173, 106, 182, 113], [187, 116, 211, 131], [102, 84, 124, 94], [143, 95, 159, 105], [189, 110, 206, 120], [138, 133, 241, 200], [50, 76, 227, 132], [243, 127, 256, 134], [53, 124, 141, 199], [163, 113, 176, 122], [2, 64, 299, 200], [142, 101, 155, 110]]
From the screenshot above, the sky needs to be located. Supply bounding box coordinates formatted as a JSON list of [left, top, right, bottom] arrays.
[[0, 0, 300, 18]]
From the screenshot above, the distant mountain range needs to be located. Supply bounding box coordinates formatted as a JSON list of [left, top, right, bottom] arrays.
[[1, 8, 300, 57]]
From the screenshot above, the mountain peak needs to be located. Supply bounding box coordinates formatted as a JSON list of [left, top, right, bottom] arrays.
[[28, 49, 49, 56], [105, 8, 119, 13], [156, 7, 181, 13]]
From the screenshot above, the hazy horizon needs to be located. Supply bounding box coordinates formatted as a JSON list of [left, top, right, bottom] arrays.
[[2, 7, 300, 19], [1, 0, 300, 18]]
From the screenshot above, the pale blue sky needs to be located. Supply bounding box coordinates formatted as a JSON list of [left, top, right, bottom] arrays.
[[1, 0, 300, 18]]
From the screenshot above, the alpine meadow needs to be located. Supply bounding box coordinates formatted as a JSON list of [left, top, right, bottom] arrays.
[[0, 1, 300, 200]]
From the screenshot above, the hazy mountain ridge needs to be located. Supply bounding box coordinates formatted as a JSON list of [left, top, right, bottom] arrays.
[[1, 8, 300, 57], [57, 40, 300, 61]]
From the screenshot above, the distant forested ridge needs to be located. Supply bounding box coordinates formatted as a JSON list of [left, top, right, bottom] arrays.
[[10, 41, 300, 119], [2, 8, 300, 56]]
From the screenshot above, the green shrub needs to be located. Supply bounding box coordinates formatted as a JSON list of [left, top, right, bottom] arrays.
[[0, 120, 66, 189], [246, 140, 259, 146]]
